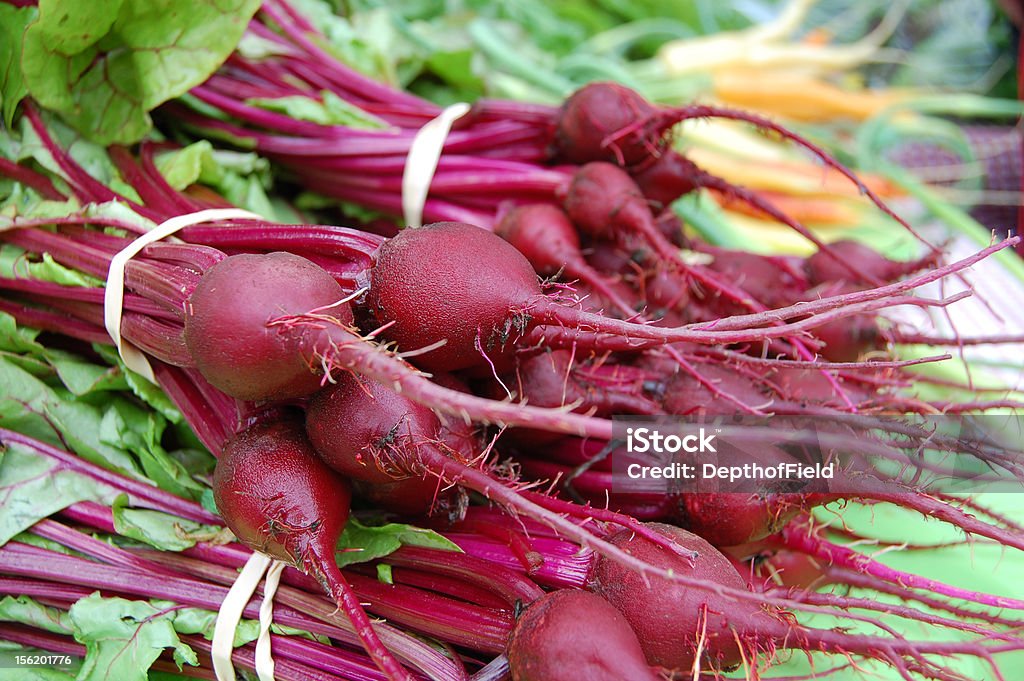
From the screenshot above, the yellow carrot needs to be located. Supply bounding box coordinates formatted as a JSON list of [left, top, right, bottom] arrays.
[[685, 146, 903, 199], [711, 71, 911, 122], [656, 0, 906, 80]]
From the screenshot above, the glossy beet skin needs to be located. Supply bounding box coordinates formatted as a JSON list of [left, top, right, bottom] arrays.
[[495, 204, 584, 277], [495, 203, 639, 318], [213, 416, 352, 575], [632, 150, 701, 207], [306, 371, 449, 484], [366, 222, 543, 372], [550, 81, 664, 167], [507, 590, 660, 681], [183, 252, 354, 401], [353, 476, 466, 518], [562, 162, 655, 244], [804, 240, 917, 287], [591, 523, 774, 671], [672, 491, 803, 548], [214, 414, 413, 681]]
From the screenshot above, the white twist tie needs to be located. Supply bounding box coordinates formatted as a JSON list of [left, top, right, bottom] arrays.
[[401, 103, 471, 229], [255, 561, 286, 681], [213, 552, 288, 681], [104, 208, 262, 383]]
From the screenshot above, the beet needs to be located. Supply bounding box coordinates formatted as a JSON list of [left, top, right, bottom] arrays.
[[214, 413, 411, 681], [181, 248, 616, 440], [353, 476, 466, 519], [671, 492, 803, 548], [366, 221, 930, 375], [306, 372, 444, 484], [366, 221, 539, 372], [552, 82, 928, 277], [811, 314, 884, 362], [805, 240, 926, 287], [307, 372, 690, 584], [631, 150, 700, 207], [588, 522, 1011, 675], [495, 204, 586, 278], [562, 163, 656, 245], [590, 523, 765, 670], [495, 203, 637, 316], [507, 590, 660, 681], [513, 350, 658, 416], [184, 251, 352, 401], [214, 415, 351, 575], [550, 82, 663, 167]]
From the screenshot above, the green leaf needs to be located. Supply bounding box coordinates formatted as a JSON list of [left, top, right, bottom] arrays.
[[93, 345, 182, 424], [0, 4, 35, 128], [45, 348, 128, 396], [0, 317, 207, 498], [10, 531, 81, 556], [69, 594, 198, 681], [0, 440, 119, 545], [199, 487, 219, 516], [0, 312, 46, 358], [335, 517, 461, 568], [0, 337, 211, 501], [153, 140, 211, 191], [150, 141, 292, 221], [0, 357, 145, 480], [423, 49, 484, 100], [111, 494, 225, 551], [285, 1, 409, 87], [24, 2, 123, 57], [247, 91, 391, 129], [376, 563, 394, 584], [0, 246, 103, 288], [170, 605, 318, 646], [20, 0, 261, 144], [0, 595, 73, 635], [97, 398, 204, 499], [236, 31, 294, 60], [6, 117, 132, 202], [0, 665, 76, 681], [170, 607, 261, 647]]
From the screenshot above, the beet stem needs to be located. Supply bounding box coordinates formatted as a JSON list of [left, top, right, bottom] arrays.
[[781, 523, 1024, 610], [311, 548, 415, 681]]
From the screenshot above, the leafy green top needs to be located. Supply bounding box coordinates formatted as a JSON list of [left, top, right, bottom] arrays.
[[5, 0, 260, 144]]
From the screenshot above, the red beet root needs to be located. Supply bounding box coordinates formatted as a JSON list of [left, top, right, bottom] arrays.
[[495, 204, 586, 277], [182, 248, 615, 440], [550, 82, 664, 166], [213, 414, 411, 681], [495, 203, 637, 316], [590, 523, 763, 670], [306, 372, 694, 585], [367, 221, 942, 374], [513, 350, 659, 416], [507, 590, 660, 681], [590, 523, 1018, 676], [562, 162, 657, 246], [672, 492, 804, 548], [366, 221, 539, 372], [184, 252, 352, 401], [805, 240, 932, 287]]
